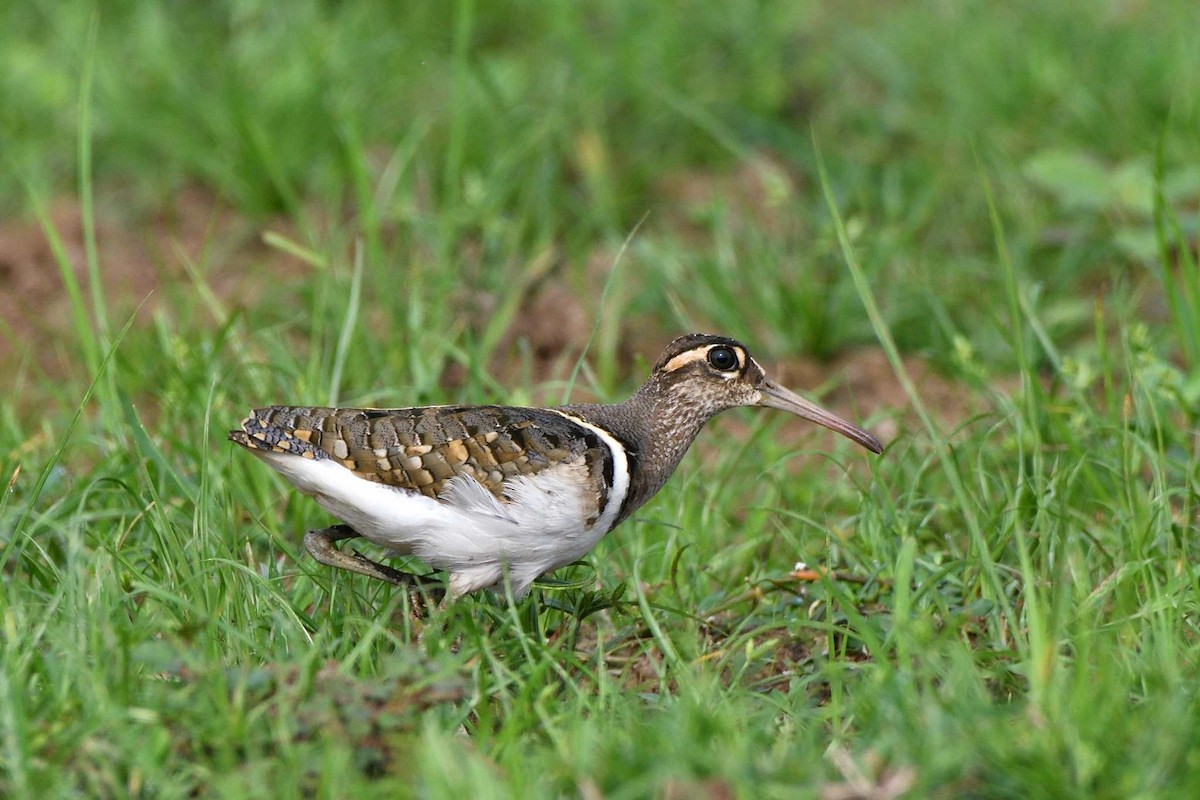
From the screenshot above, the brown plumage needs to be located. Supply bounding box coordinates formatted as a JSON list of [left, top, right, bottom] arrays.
[[230, 333, 883, 598]]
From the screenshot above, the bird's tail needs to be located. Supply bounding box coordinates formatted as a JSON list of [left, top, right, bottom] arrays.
[[228, 411, 328, 460]]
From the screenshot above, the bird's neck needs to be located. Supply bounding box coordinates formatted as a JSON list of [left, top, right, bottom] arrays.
[[561, 383, 716, 524]]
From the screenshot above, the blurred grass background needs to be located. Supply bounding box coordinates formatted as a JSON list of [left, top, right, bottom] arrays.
[[2, 1, 1199, 797]]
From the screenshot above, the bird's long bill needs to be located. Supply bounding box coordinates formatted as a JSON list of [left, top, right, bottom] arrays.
[[757, 379, 884, 454]]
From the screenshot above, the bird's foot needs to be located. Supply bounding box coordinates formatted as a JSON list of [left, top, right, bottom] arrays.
[[303, 525, 445, 607]]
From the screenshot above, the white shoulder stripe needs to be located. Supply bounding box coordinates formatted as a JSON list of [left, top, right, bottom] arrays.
[[545, 409, 630, 534]]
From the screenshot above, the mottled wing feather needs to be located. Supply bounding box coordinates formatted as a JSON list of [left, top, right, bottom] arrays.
[[231, 405, 613, 523]]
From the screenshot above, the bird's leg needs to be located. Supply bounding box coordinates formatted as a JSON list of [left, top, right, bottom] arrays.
[[303, 525, 442, 600]]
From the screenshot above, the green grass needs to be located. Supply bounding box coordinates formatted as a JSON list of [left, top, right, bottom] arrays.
[[3, 1, 1200, 797]]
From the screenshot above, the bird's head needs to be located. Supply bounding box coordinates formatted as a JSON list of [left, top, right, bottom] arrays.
[[646, 333, 883, 454]]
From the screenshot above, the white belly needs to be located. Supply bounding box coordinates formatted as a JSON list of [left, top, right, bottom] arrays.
[[252, 449, 615, 597]]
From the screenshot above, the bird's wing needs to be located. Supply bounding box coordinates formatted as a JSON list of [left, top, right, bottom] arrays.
[[229, 405, 613, 519]]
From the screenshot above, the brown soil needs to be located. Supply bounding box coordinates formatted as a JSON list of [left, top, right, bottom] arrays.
[[653, 152, 803, 240], [0, 186, 305, 376], [0, 167, 985, 438]]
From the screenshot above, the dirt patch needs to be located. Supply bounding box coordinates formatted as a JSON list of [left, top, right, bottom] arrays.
[[661, 778, 736, 800], [447, 243, 675, 405], [653, 152, 803, 240], [0, 187, 305, 376], [0, 199, 151, 368], [510, 280, 591, 360], [488, 276, 594, 396]]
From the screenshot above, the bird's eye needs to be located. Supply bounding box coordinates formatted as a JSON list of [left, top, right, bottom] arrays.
[[707, 346, 739, 372]]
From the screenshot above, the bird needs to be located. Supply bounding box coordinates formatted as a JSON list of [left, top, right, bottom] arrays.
[[229, 333, 883, 599]]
